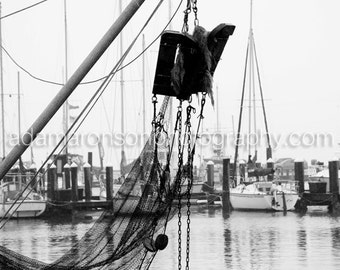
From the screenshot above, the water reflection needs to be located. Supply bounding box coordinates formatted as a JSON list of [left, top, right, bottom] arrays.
[[0, 207, 340, 269]]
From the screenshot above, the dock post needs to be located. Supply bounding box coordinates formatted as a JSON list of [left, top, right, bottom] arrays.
[[295, 160, 306, 211], [329, 160, 339, 194], [222, 158, 231, 217], [328, 160, 339, 212], [47, 163, 57, 201], [88, 152, 93, 170], [207, 161, 214, 189], [106, 166, 113, 202], [64, 163, 71, 189], [294, 161, 305, 194], [267, 158, 274, 181], [84, 163, 92, 201], [70, 162, 78, 202]]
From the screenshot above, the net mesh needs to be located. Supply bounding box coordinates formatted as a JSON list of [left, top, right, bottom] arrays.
[[0, 96, 177, 270]]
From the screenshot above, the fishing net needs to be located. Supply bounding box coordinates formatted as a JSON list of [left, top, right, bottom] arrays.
[[0, 18, 235, 268], [0, 96, 177, 270]]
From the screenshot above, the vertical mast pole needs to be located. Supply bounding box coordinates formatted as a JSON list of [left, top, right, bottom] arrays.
[[119, 0, 125, 154], [17, 72, 21, 137], [0, 0, 147, 179], [63, 0, 69, 155], [142, 34, 146, 146], [0, 3, 5, 159]]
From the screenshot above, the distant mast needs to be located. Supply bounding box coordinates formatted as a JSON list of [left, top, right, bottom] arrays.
[[63, 0, 69, 155], [0, 3, 5, 159], [233, 0, 272, 179]]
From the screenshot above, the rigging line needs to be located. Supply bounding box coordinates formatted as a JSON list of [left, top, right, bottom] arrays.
[[232, 42, 250, 181], [0, 0, 183, 87], [0, 64, 118, 229], [0, 44, 106, 86], [253, 37, 271, 148], [117, 0, 184, 72], [0, 0, 49, 20], [250, 31, 257, 153], [0, 0, 168, 229]]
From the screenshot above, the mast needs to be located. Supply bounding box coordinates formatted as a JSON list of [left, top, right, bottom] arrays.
[[142, 34, 146, 146], [0, 3, 5, 159], [63, 0, 69, 155], [233, 0, 271, 180], [119, 0, 125, 163], [17, 72, 21, 137], [0, 0, 148, 180]]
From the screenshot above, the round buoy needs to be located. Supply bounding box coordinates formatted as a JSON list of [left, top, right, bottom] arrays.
[[154, 234, 168, 250]]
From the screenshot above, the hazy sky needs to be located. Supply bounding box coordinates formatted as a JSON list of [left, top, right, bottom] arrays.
[[1, 0, 340, 169]]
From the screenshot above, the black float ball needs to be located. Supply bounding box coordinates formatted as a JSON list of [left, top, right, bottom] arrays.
[[154, 234, 168, 251]]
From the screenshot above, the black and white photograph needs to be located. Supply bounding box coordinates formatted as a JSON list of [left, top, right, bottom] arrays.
[[0, 0, 339, 269]]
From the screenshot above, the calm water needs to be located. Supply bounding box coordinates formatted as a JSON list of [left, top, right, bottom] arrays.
[[1, 207, 340, 270]]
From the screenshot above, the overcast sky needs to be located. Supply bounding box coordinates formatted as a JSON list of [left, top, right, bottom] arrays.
[[1, 0, 340, 169]]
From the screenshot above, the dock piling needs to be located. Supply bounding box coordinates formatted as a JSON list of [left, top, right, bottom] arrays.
[[222, 158, 231, 216], [47, 163, 57, 201], [64, 163, 71, 189], [84, 163, 92, 201], [207, 161, 214, 189], [71, 162, 78, 202], [329, 160, 339, 195], [294, 161, 305, 194], [106, 166, 113, 202]]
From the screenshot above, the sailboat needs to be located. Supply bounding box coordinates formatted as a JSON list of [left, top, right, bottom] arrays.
[[229, 0, 299, 211], [0, 72, 47, 218]]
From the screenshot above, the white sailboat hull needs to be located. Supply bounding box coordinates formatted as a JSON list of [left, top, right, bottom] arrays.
[[230, 193, 272, 210], [0, 200, 46, 218], [229, 181, 299, 211], [230, 193, 299, 211]]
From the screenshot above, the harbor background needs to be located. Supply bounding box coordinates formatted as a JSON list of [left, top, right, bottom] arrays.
[[1, 207, 340, 270], [0, 0, 340, 169]]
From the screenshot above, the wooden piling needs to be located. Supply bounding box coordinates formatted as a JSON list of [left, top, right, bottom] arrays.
[[329, 160, 339, 195], [47, 163, 57, 201], [294, 161, 304, 194], [64, 163, 71, 189], [207, 161, 214, 188], [71, 162, 78, 202], [222, 158, 231, 216], [84, 163, 92, 201], [88, 152, 93, 170], [106, 166, 113, 202]]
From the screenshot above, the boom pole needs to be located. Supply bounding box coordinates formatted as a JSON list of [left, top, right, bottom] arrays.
[[0, 0, 147, 179]]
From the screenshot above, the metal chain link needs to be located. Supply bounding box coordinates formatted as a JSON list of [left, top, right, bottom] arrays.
[[182, 0, 191, 33], [192, 0, 199, 26], [185, 99, 195, 270], [176, 101, 183, 270]]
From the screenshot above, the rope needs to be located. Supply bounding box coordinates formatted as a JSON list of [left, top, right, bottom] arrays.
[[0, 0, 168, 229], [0, 0, 183, 87], [0, 0, 49, 20]]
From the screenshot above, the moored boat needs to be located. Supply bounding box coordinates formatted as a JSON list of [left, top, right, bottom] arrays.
[[230, 180, 299, 211], [0, 181, 46, 218]]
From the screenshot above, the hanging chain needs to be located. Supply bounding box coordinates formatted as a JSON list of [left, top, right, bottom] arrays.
[[176, 101, 183, 270], [192, 0, 199, 26], [152, 94, 158, 159], [185, 98, 195, 270], [182, 0, 191, 33]]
